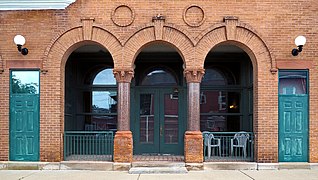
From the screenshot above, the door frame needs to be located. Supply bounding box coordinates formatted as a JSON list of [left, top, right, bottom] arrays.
[[131, 86, 186, 155], [9, 69, 40, 161], [278, 70, 309, 162]]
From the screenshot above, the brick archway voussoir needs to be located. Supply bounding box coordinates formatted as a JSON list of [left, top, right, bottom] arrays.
[[124, 26, 194, 68]]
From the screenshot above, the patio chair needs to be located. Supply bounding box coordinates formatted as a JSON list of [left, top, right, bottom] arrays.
[[230, 131, 250, 158], [204, 133, 221, 158]]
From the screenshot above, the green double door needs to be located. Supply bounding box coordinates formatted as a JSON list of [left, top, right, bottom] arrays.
[[132, 88, 185, 155]]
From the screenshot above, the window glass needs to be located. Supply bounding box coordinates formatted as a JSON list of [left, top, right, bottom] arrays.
[[200, 91, 240, 113], [11, 71, 39, 94], [279, 71, 307, 95], [92, 91, 117, 113], [201, 68, 235, 86], [93, 69, 116, 85], [141, 69, 177, 86]]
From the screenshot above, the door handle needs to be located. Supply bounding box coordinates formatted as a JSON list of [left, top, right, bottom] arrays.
[[160, 125, 163, 136]]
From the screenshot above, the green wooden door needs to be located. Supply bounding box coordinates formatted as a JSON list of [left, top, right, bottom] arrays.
[[133, 88, 185, 155], [10, 70, 40, 161], [278, 70, 308, 162]]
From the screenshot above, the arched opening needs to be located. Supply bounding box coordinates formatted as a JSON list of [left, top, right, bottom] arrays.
[[131, 42, 186, 156], [64, 44, 115, 161], [202, 44, 254, 161]]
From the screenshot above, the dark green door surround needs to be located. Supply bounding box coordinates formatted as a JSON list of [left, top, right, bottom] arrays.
[[10, 70, 40, 161], [132, 88, 185, 155]]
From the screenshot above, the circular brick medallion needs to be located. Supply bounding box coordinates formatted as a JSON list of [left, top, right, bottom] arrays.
[[111, 5, 135, 27], [183, 5, 205, 27]]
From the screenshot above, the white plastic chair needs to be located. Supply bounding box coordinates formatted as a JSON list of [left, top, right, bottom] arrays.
[[204, 133, 221, 158], [230, 132, 250, 158]]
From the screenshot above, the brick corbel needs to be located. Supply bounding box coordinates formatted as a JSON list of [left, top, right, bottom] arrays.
[[224, 16, 238, 40], [184, 68, 205, 83], [81, 18, 95, 40], [152, 14, 165, 40], [113, 68, 134, 83]]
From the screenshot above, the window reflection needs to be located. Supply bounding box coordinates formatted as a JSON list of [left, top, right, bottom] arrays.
[[93, 69, 116, 85], [279, 71, 307, 95], [141, 69, 177, 86], [11, 71, 39, 94], [83, 68, 118, 132], [200, 91, 240, 132]]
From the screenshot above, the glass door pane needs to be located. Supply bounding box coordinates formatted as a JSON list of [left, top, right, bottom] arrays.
[[163, 93, 178, 144], [139, 94, 155, 143]]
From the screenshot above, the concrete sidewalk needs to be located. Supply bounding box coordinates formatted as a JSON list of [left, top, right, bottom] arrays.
[[1, 169, 318, 180]]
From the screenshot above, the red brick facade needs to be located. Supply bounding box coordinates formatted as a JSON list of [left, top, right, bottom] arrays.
[[0, 0, 317, 163]]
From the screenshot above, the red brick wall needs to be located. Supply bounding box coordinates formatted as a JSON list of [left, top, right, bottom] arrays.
[[0, 0, 317, 162]]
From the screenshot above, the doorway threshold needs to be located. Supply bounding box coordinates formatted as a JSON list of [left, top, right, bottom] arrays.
[[133, 154, 184, 162]]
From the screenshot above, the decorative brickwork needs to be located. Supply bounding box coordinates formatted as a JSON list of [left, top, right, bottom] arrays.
[[113, 131, 133, 163], [0, 0, 317, 163], [184, 131, 203, 163]]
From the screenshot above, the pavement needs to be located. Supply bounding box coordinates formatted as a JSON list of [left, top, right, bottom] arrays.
[[1, 169, 318, 180]]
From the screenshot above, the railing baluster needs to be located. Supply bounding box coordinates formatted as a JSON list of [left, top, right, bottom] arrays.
[[64, 131, 114, 161]]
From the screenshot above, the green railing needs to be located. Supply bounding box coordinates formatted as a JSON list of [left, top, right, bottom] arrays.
[[64, 131, 114, 161], [203, 131, 254, 162]]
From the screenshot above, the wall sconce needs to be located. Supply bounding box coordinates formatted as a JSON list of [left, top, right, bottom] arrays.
[[291, 35, 306, 56], [14, 35, 28, 55]]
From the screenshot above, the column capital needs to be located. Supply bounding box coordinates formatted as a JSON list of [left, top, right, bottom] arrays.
[[184, 68, 205, 83], [113, 68, 134, 83]]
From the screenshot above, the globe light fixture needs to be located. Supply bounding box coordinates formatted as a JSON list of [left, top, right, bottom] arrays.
[[14, 35, 28, 55], [292, 35, 306, 56]]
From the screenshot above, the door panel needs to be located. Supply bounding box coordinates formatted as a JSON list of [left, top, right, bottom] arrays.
[[159, 92, 180, 154], [279, 95, 308, 162], [134, 88, 184, 155], [10, 95, 39, 161]]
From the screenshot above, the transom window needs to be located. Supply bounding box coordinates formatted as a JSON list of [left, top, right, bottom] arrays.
[[140, 68, 178, 86]]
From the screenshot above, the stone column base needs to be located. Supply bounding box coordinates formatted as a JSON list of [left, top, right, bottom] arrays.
[[113, 131, 133, 163], [184, 131, 203, 163]]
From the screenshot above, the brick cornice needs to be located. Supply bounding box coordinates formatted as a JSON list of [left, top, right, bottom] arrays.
[[184, 68, 205, 83], [113, 69, 134, 83]]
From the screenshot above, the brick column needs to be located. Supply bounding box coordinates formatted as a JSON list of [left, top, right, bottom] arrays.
[[184, 69, 205, 163], [113, 69, 134, 163]]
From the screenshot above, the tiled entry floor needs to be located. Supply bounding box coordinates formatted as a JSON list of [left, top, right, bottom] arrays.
[[133, 155, 184, 162]]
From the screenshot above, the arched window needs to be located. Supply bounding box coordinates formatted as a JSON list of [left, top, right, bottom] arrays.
[[201, 67, 235, 86], [140, 68, 178, 86], [93, 69, 116, 85], [85, 68, 117, 131]]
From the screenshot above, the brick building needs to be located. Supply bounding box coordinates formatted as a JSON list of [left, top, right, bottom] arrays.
[[0, 0, 317, 167]]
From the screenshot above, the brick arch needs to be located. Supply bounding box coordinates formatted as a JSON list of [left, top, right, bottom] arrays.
[[123, 23, 195, 68], [39, 25, 121, 161], [195, 17, 276, 73], [42, 26, 121, 71], [196, 17, 278, 163]]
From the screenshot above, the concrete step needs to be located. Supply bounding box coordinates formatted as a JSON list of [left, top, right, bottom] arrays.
[[132, 161, 185, 167], [130, 161, 188, 174], [129, 167, 188, 174]]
